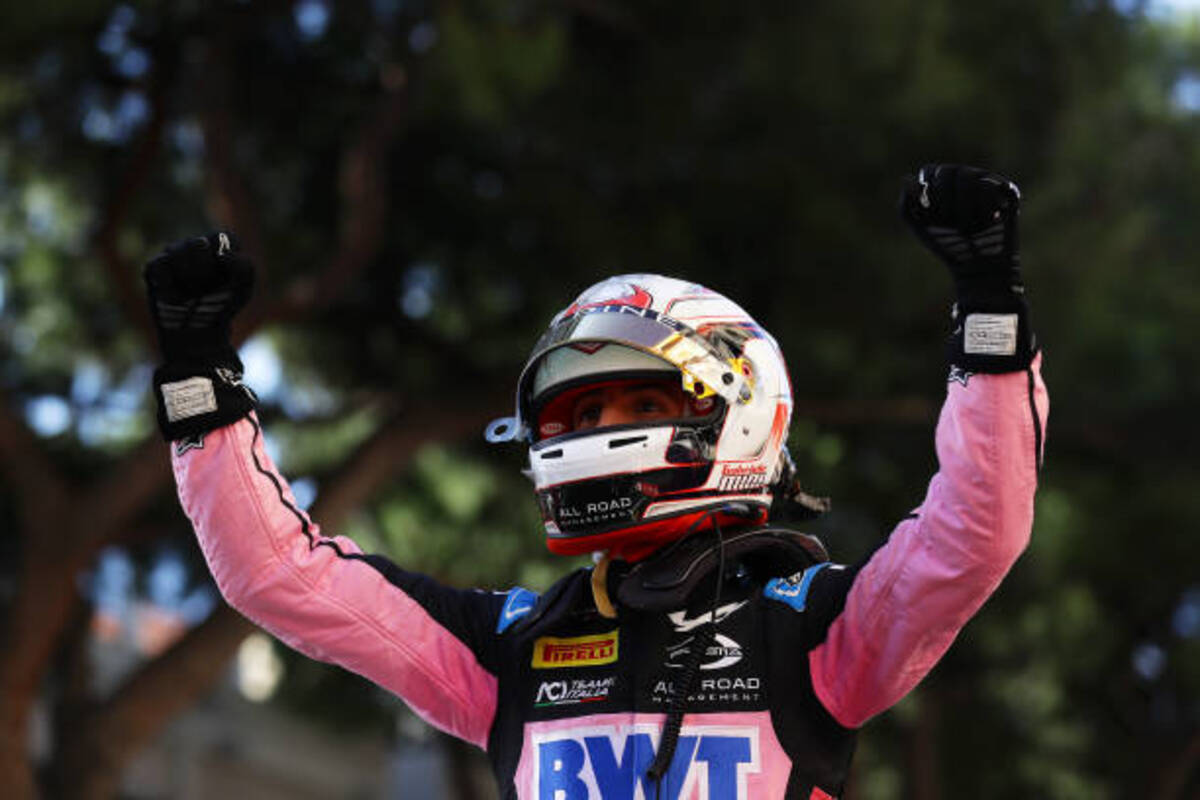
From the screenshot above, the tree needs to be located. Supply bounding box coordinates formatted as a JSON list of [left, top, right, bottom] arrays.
[[0, 0, 1196, 797]]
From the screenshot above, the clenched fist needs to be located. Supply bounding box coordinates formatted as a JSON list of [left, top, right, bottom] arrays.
[[144, 232, 257, 442], [900, 164, 1035, 374]]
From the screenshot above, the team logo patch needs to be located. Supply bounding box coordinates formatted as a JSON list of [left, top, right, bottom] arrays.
[[668, 602, 746, 635], [764, 563, 844, 613], [652, 676, 763, 705], [174, 433, 206, 456], [535, 676, 617, 707], [560, 280, 654, 321], [664, 634, 744, 672], [533, 631, 619, 669], [496, 587, 539, 634], [665, 602, 747, 671]]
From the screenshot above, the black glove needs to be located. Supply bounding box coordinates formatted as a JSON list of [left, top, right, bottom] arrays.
[[900, 163, 1036, 374], [144, 232, 257, 442]]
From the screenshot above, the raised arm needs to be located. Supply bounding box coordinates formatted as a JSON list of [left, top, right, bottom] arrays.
[[811, 357, 1046, 727], [145, 236, 501, 748], [809, 166, 1049, 727]]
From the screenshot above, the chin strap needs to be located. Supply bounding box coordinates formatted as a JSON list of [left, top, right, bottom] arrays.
[[590, 553, 618, 620]]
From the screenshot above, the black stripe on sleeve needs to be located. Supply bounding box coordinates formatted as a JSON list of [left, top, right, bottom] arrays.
[[1026, 365, 1044, 471], [244, 416, 506, 671]]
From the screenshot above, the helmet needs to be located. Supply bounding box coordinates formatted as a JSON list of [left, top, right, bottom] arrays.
[[486, 274, 794, 558]]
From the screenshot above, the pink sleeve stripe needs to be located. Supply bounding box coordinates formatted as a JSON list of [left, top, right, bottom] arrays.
[[810, 357, 1048, 728], [174, 416, 498, 748]]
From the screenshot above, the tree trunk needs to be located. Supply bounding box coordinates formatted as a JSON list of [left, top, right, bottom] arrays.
[[909, 688, 941, 800], [0, 543, 87, 800], [440, 731, 498, 800], [56, 606, 255, 800]]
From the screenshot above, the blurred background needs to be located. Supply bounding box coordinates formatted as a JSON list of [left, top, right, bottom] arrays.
[[0, 0, 1197, 797]]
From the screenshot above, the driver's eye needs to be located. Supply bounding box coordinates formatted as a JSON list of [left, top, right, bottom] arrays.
[[635, 397, 664, 414], [573, 402, 602, 429]]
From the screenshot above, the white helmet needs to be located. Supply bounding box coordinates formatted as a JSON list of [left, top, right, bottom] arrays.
[[486, 274, 795, 558]]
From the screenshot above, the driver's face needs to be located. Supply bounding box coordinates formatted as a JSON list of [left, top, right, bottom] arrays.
[[570, 381, 687, 432]]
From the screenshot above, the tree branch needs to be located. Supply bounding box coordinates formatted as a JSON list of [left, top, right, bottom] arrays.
[[310, 392, 506, 525], [91, 46, 171, 348], [197, 35, 269, 297], [246, 65, 414, 334], [72, 437, 172, 551], [1155, 731, 1199, 800], [61, 605, 255, 800], [0, 389, 69, 520]]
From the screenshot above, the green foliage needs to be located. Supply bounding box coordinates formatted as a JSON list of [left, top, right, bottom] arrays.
[[350, 442, 583, 592], [1, 0, 1198, 796], [427, 6, 567, 124]]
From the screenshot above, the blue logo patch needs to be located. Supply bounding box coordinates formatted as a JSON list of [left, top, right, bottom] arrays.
[[764, 563, 837, 613], [535, 726, 759, 799], [497, 586, 539, 633]]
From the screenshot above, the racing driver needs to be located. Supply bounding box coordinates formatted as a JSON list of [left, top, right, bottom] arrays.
[[145, 164, 1048, 799]]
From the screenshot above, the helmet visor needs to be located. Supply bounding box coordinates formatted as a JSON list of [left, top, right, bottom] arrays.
[[532, 375, 722, 441], [519, 308, 748, 426]]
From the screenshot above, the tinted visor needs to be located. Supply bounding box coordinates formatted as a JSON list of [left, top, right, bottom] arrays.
[[532, 375, 721, 441], [519, 307, 746, 427]]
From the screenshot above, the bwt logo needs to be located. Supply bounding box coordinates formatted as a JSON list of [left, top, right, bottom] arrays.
[[532, 725, 760, 799]]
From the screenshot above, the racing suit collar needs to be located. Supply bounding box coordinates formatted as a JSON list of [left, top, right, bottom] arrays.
[[612, 525, 829, 613]]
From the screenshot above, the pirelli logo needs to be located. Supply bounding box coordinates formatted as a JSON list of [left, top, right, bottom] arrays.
[[532, 631, 619, 669]]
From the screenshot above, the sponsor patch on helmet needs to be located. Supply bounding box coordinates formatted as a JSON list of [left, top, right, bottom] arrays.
[[553, 493, 641, 531], [561, 281, 654, 320], [539, 421, 566, 437], [532, 631, 619, 668], [717, 463, 769, 492]]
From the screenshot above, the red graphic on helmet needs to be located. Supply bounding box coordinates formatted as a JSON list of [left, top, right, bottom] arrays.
[[561, 283, 653, 320]]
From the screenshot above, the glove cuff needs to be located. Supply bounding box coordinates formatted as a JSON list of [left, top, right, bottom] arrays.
[[947, 292, 1037, 374], [153, 361, 258, 442]]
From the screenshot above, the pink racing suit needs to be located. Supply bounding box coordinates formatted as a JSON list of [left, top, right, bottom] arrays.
[[171, 358, 1047, 799]]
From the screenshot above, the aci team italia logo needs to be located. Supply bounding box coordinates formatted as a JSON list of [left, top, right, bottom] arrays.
[[532, 631, 620, 669]]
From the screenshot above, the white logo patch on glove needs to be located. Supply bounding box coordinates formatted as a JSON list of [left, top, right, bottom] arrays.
[[161, 377, 218, 422], [963, 313, 1018, 356]]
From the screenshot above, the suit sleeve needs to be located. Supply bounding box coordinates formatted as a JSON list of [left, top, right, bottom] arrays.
[[808, 354, 1049, 728], [172, 413, 503, 749]]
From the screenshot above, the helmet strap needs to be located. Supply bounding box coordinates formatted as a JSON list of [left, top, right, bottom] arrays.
[[590, 552, 618, 619], [769, 448, 833, 521]]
